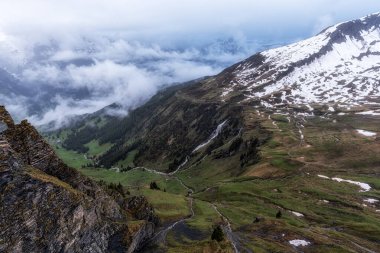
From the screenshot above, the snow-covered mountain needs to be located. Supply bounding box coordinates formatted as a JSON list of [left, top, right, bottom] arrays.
[[219, 13, 380, 112]]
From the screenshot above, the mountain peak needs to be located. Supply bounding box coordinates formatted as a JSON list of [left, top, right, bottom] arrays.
[[218, 13, 380, 113], [324, 12, 380, 42]]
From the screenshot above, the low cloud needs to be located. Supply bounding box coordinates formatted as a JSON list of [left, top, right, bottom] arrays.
[[1, 0, 380, 128], [0, 94, 29, 122], [10, 39, 242, 128], [28, 96, 112, 127]]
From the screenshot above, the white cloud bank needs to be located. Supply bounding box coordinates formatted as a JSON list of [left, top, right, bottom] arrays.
[[2, 39, 235, 127], [0, 0, 379, 127]]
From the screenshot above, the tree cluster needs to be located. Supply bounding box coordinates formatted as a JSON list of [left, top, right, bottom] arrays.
[[149, 181, 160, 190], [211, 226, 224, 242]]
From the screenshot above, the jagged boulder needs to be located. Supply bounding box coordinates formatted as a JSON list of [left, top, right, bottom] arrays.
[[0, 106, 14, 128], [124, 196, 160, 225]]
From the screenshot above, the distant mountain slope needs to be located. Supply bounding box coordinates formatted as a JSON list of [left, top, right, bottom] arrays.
[[218, 13, 380, 110], [58, 82, 269, 171], [0, 106, 158, 252], [58, 13, 380, 171]]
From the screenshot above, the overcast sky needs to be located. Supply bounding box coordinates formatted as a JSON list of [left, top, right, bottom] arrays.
[[0, 0, 380, 127], [0, 0, 379, 44]]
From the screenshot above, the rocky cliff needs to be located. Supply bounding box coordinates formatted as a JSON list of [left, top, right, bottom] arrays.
[[0, 106, 158, 253]]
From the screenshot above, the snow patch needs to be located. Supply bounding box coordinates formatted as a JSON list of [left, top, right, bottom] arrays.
[[298, 128, 304, 140], [289, 239, 310, 247], [331, 177, 371, 192], [305, 104, 313, 111], [318, 175, 371, 192], [221, 87, 234, 98], [356, 129, 377, 137], [291, 211, 304, 217], [356, 110, 380, 116], [364, 198, 379, 204]]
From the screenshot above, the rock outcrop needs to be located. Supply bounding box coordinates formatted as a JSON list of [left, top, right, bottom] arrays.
[[0, 106, 158, 253]]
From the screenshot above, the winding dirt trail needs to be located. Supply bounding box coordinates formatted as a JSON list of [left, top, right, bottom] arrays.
[[212, 204, 239, 253], [136, 120, 245, 251], [135, 164, 245, 252], [133, 162, 195, 247], [139, 170, 194, 250]]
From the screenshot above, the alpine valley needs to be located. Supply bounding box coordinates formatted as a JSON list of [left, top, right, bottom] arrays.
[[2, 13, 380, 253]]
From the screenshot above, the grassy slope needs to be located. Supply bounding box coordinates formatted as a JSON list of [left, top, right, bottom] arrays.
[[115, 150, 138, 167], [179, 112, 380, 252], [50, 111, 380, 252], [45, 130, 112, 169], [84, 140, 112, 156]]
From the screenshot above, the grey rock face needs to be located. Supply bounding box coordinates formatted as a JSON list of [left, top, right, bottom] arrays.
[[0, 107, 158, 253]]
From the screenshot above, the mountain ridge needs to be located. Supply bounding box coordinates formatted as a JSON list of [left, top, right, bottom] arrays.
[[218, 12, 380, 111]]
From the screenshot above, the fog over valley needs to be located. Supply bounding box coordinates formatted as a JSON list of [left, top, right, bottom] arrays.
[[1, 0, 380, 127]]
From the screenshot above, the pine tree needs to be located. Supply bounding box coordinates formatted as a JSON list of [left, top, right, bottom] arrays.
[[211, 226, 224, 242], [150, 181, 160, 190], [117, 182, 124, 195]]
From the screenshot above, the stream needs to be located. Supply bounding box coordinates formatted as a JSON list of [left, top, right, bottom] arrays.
[[192, 120, 228, 153]]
